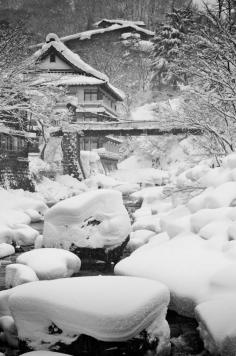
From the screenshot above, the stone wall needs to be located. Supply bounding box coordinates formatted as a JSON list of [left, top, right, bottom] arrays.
[[0, 157, 34, 191]]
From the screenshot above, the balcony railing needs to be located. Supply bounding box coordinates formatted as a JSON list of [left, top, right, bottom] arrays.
[[55, 99, 118, 118], [77, 101, 118, 117]]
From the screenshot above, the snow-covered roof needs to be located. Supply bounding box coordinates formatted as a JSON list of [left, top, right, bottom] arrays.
[[35, 74, 105, 86], [93, 19, 146, 28], [35, 33, 108, 82], [34, 34, 125, 101], [59, 24, 154, 43], [32, 25, 154, 50], [105, 135, 123, 143], [33, 73, 125, 101]]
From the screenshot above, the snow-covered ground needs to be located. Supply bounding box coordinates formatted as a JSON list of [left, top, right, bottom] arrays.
[[114, 151, 236, 355], [3, 150, 236, 355]]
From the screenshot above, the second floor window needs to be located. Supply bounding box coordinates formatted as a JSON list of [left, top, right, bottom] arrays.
[[84, 89, 98, 101]]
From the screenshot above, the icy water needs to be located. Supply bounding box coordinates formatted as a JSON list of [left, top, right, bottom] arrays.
[[0, 221, 210, 356]]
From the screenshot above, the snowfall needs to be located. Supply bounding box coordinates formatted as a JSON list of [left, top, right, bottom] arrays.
[[2, 151, 236, 355]]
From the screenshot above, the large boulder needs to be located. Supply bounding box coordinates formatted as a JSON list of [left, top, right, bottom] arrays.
[[16, 249, 81, 280], [42, 189, 131, 249], [9, 276, 170, 354]]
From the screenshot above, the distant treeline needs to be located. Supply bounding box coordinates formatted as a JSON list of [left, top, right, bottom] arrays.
[[0, 0, 189, 40]]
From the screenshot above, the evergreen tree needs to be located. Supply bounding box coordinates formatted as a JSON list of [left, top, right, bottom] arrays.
[[151, 5, 195, 90]]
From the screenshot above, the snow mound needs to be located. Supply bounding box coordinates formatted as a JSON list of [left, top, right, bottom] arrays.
[[5, 264, 39, 288], [43, 189, 131, 249], [0, 244, 15, 258], [196, 296, 236, 356], [112, 168, 169, 187], [13, 225, 39, 246], [0, 315, 18, 348], [115, 233, 236, 317], [9, 276, 170, 351], [36, 176, 87, 205], [20, 352, 71, 356], [16, 249, 81, 280], [0, 189, 47, 221], [127, 230, 156, 251]]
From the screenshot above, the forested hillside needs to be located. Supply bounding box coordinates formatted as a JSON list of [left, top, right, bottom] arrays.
[[0, 0, 188, 40]]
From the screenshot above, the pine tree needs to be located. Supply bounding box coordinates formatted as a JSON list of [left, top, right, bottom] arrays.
[[151, 5, 195, 90]]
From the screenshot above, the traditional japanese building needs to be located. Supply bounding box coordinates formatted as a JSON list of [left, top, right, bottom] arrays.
[[33, 20, 154, 97], [34, 33, 125, 177]]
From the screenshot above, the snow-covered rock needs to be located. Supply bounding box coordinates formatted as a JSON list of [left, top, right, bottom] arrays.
[[222, 152, 236, 170], [190, 207, 236, 233], [0, 189, 47, 220], [0, 225, 14, 244], [0, 289, 12, 317], [5, 264, 39, 288], [199, 219, 231, 241], [24, 209, 43, 223], [132, 215, 160, 233], [43, 189, 131, 249], [196, 296, 236, 356], [127, 230, 156, 251], [16, 249, 81, 280], [9, 276, 170, 353], [0, 316, 18, 348], [166, 215, 192, 238], [203, 182, 236, 208], [160, 205, 191, 233], [198, 167, 232, 188], [12, 225, 39, 246], [0, 243, 15, 258], [115, 233, 236, 317], [187, 188, 213, 213]]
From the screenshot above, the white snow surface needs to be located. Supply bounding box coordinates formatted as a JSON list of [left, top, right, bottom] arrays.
[[16, 249, 81, 280], [0, 244, 15, 258], [42, 189, 131, 249], [113, 151, 236, 355], [20, 353, 71, 356], [8, 276, 170, 349], [36, 176, 87, 205], [5, 264, 39, 288], [112, 168, 169, 187], [0, 315, 18, 348], [196, 296, 236, 356], [115, 233, 236, 317]]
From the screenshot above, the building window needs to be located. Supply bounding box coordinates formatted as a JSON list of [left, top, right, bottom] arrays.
[[6, 136, 13, 151], [50, 53, 56, 63], [84, 89, 98, 102]]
